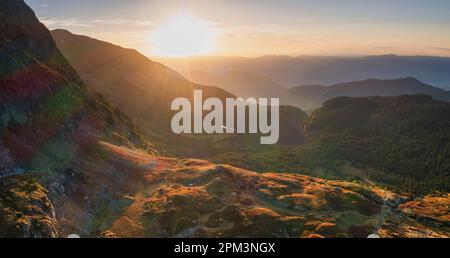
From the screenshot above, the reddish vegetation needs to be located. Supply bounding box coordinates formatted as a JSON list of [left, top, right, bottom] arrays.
[[399, 194, 450, 225], [0, 64, 63, 103], [51, 142, 396, 238], [3, 121, 56, 161], [68, 142, 446, 239]]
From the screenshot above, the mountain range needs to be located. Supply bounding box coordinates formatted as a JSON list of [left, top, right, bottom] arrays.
[[161, 55, 450, 90], [180, 69, 288, 99], [50, 29, 233, 137], [286, 78, 450, 110], [162, 57, 450, 111], [50, 29, 306, 152], [0, 0, 449, 238]]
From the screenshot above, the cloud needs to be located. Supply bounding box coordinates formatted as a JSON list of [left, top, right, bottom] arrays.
[[372, 46, 395, 50], [428, 47, 450, 52], [91, 18, 129, 25], [220, 24, 284, 35], [39, 17, 92, 28], [91, 18, 153, 26], [38, 16, 153, 29]]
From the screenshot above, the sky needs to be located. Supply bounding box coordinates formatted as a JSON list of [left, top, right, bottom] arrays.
[[25, 0, 450, 58]]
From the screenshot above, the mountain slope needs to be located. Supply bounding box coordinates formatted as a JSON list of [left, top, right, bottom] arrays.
[[304, 94, 450, 193], [287, 78, 450, 110], [182, 69, 287, 98], [51, 29, 307, 150], [211, 95, 450, 195], [51, 29, 234, 137], [0, 0, 307, 238], [285, 85, 328, 110], [72, 142, 450, 238], [0, 0, 155, 237]]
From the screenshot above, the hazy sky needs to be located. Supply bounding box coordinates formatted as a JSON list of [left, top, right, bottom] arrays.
[[25, 0, 450, 57]]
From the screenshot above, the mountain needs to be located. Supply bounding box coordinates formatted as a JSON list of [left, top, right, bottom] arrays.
[[0, 0, 155, 237], [51, 29, 306, 151], [179, 69, 287, 99], [0, 1, 310, 237], [53, 28, 449, 195], [286, 78, 450, 110], [161, 55, 450, 90], [1, 0, 449, 239], [0, 0, 154, 170], [211, 94, 450, 194], [304, 94, 450, 194], [63, 142, 450, 238], [51, 29, 234, 137], [284, 85, 328, 110]]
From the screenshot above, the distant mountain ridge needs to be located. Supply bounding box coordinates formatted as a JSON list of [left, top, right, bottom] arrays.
[[51, 29, 307, 149], [161, 55, 450, 90], [286, 78, 450, 110], [178, 69, 287, 98], [51, 29, 234, 137]]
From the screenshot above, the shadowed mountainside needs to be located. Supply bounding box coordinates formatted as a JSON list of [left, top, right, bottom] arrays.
[[51, 29, 308, 150], [0, 0, 156, 237], [304, 94, 450, 194], [51, 29, 234, 137], [211, 95, 450, 195]]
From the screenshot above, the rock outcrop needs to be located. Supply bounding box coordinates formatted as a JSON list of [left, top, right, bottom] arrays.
[[0, 0, 155, 237]]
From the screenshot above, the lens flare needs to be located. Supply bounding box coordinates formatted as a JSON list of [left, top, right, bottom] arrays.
[[151, 13, 217, 57]]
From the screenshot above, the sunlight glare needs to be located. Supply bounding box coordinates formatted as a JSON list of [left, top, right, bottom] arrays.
[[151, 13, 217, 57]]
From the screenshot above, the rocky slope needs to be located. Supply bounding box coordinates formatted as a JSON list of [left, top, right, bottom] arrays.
[[0, 0, 155, 237], [3, 138, 447, 238], [63, 142, 450, 238], [0, 176, 58, 237], [378, 194, 450, 238]]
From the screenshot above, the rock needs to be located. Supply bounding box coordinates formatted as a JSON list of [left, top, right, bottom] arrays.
[[0, 177, 59, 238]]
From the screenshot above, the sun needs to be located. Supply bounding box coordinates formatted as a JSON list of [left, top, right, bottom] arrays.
[[151, 13, 217, 57]]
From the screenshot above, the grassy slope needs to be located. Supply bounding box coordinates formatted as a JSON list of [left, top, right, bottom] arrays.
[[211, 95, 450, 195], [59, 142, 449, 238]]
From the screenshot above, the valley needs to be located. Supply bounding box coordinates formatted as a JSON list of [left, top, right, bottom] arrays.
[[0, 0, 449, 238]]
